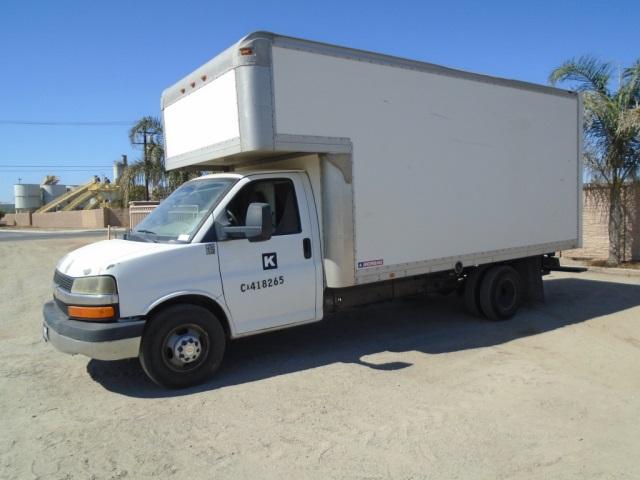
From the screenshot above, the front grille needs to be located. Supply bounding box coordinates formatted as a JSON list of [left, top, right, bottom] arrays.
[[53, 270, 74, 292]]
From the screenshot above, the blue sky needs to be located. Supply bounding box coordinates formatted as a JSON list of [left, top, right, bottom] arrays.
[[0, 0, 637, 201]]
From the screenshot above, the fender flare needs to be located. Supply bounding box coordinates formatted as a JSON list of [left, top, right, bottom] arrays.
[[144, 291, 236, 338]]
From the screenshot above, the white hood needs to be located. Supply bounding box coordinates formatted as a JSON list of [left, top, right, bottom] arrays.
[[56, 239, 183, 277]]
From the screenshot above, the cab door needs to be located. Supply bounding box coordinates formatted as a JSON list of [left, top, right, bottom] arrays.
[[216, 174, 319, 335]]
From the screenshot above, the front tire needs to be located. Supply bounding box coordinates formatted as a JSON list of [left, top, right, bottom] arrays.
[[140, 304, 226, 389], [479, 265, 523, 321]]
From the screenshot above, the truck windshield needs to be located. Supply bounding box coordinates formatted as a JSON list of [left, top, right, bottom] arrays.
[[131, 178, 235, 242]]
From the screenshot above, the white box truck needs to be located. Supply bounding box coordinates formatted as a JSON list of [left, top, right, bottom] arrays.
[[43, 32, 582, 388]]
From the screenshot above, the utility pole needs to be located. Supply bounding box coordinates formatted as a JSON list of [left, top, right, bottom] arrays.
[[132, 129, 154, 201], [143, 130, 148, 201]]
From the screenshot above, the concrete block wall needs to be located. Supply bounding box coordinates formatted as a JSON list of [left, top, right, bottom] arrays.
[[0, 208, 130, 229], [31, 209, 106, 229], [565, 185, 640, 261], [1, 212, 32, 227], [2, 185, 639, 263], [1, 213, 16, 226], [106, 208, 129, 228]]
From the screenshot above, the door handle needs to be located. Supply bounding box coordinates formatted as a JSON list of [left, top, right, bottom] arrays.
[[303, 238, 312, 259]]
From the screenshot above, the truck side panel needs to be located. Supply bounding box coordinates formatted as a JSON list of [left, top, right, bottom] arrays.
[[271, 46, 579, 283]]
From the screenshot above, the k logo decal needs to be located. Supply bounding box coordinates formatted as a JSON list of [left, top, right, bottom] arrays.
[[262, 252, 278, 270]]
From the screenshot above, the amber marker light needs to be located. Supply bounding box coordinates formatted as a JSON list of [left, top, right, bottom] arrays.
[[239, 47, 253, 56], [68, 306, 115, 320]]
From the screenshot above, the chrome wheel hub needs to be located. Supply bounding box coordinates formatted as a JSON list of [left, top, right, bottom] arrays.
[[166, 329, 203, 367]]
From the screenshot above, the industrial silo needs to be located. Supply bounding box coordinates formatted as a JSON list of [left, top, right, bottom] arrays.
[[14, 184, 42, 212], [113, 155, 127, 182], [41, 184, 68, 205]]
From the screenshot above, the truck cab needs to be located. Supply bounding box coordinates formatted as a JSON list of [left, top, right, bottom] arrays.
[[44, 171, 324, 388]]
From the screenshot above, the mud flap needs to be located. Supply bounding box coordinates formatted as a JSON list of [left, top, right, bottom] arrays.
[[512, 256, 544, 304]]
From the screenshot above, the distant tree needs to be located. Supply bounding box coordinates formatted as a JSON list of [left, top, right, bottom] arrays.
[[128, 116, 165, 201], [128, 185, 148, 202], [550, 56, 640, 265]]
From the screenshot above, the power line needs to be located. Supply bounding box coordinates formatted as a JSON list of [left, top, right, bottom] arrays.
[[0, 168, 112, 171], [0, 120, 135, 126], [0, 169, 112, 172], [0, 165, 113, 168]]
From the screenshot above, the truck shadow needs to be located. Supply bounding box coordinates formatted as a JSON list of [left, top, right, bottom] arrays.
[[87, 275, 640, 398]]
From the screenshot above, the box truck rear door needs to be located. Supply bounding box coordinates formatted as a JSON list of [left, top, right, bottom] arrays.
[[217, 175, 318, 335]]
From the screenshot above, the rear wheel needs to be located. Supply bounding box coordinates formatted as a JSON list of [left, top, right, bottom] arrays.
[[140, 304, 226, 389], [479, 265, 523, 321], [464, 267, 487, 317]]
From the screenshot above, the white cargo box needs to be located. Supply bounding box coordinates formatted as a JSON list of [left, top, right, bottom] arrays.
[[162, 32, 581, 288]]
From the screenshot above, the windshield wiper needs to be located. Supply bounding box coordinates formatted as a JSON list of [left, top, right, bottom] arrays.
[[133, 229, 158, 243]]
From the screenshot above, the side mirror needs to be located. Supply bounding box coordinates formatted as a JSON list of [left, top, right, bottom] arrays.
[[222, 203, 273, 242]]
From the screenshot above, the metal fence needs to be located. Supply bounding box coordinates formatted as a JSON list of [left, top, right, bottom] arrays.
[[168, 204, 199, 223], [129, 201, 159, 229]]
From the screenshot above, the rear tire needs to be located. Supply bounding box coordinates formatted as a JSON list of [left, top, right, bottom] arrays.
[[464, 267, 486, 317], [479, 265, 523, 321], [140, 304, 226, 389]]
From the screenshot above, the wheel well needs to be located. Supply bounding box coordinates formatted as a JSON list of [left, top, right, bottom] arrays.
[[463, 255, 543, 303], [147, 295, 232, 337]]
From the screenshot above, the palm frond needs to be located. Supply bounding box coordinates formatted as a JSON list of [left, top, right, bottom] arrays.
[[548, 55, 612, 95], [620, 59, 640, 107], [617, 106, 640, 136], [128, 116, 163, 145]]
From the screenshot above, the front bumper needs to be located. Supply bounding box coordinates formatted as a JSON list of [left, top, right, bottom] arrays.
[[43, 301, 145, 361]]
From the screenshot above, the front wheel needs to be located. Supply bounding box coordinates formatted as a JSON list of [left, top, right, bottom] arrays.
[[140, 304, 226, 389]]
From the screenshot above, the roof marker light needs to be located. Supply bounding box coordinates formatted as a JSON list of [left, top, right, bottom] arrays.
[[239, 47, 253, 56]]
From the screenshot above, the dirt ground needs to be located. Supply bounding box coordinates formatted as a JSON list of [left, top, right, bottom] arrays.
[[1, 235, 640, 480]]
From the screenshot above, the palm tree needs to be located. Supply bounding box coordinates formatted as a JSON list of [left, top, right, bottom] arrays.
[[117, 160, 145, 206], [118, 115, 210, 205], [128, 116, 165, 201], [549, 57, 640, 265]]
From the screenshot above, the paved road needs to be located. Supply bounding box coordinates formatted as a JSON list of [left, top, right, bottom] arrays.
[[0, 228, 110, 242]]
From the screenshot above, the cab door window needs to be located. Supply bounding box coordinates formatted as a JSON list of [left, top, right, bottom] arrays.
[[225, 179, 301, 236]]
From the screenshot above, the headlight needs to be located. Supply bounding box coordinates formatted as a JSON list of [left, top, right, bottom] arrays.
[[71, 276, 117, 295]]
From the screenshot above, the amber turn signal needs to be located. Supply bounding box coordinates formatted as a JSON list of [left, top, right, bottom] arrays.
[[68, 305, 115, 320]]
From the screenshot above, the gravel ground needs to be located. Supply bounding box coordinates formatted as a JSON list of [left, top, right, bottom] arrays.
[[1, 236, 639, 479]]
